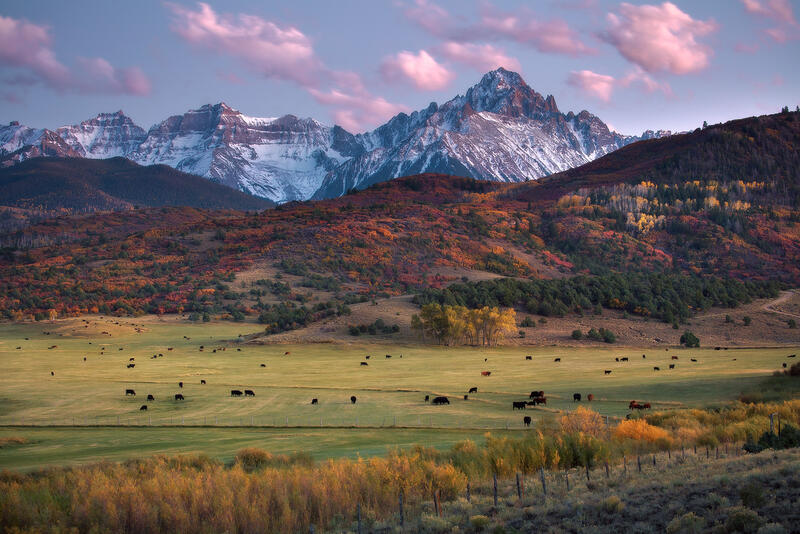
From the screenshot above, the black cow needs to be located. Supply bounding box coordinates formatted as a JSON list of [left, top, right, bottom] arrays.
[[350, 396, 357, 404], [129, 357, 135, 361], [386, 354, 392, 359], [311, 398, 318, 405], [127, 364, 135, 368], [468, 387, 478, 394], [231, 390, 243, 397], [669, 364, 675, 369], [147, 394, 154, 401], [529, 390, 544, 399], [604, 370, 612, 375], [201, 380, 206, 385], [365, 355, 370, 359], [573, 393, 582, 402], [244, 389, 255, 397], [260, 363, 266, 367], [464, 395, 469, 400], [360, 362, 368, 366], [83, 357, 86, 361], [642, 354, 647, 359], [432, 396, 450, 405], [789, 354, 797, 358], [424, 395, 430, 402], [691, 358, 698, 362], [615, 357, 619, 362], [782, 363, 787, 368], [554, 358, 561, 362], [653, 366, 660, 371], [523, 416, 532, 427], [621, 357, 629, 362], [51, 371, 54, 376], [125, 389, 136, 396], [525, 356, 532, 360], [178, 382, 183, 388], [140, 405, 148, 411], [174, 394, 184, 400], [512, 401, 527, 410]]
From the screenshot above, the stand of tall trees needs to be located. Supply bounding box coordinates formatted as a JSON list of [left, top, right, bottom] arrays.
[[411, 304, 517, 346]]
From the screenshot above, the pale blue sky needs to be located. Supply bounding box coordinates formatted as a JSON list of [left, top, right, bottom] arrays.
[[0, 0, 797, 135]]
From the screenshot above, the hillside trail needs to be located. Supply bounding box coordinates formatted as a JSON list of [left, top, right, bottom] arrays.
[[699, 289, 800, 320], [761, 289, 800, 319]]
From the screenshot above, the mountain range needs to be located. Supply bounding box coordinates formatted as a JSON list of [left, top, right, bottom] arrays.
[[0, 69, 669, 203]]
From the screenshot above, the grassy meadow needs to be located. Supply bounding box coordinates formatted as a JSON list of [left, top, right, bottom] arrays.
[[0, 317, 796, 471]]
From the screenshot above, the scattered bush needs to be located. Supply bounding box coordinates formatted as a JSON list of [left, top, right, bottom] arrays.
[[666, 512, 705, 534], [744, 316, 752, 326], [470, 515, 491, 530], [724, 506, 764, 533], [520, 317, 535, 327], [680, 331, 700, 348], [739, 481, 766, 508], [571, 329, 583, 340], [601, 495, 625, 514], [757, 523, 788, 534], [348, 319, 399, 336]]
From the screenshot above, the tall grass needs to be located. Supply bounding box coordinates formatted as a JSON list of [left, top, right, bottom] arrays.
[[2, 400, 797, 533]]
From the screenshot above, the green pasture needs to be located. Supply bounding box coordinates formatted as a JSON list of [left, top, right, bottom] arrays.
[[0, 319, 796, 470]]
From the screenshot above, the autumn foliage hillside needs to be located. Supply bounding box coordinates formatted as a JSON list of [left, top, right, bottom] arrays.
[[0, 111, 799, 321]]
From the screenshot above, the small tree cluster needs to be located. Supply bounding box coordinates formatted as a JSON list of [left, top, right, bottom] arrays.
[[411, 303, 517, 346]]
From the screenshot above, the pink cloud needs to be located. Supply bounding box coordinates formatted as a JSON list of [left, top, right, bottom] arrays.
[[75, 58, 151, 95], [602, 2, 718, 75], [567, 70, 615, 102], [741, 0, 798, 42], [438, 42, 521, 72], [618, 68, 673, 96], [0, 14, 150, 95], [478, 6, 596, 56], [167, 2, 322, 87], [380, 49, 455, 90], [403, 0, 594, 57], [568, 67, 672, 103], [310, 71, 408, 132], [168, 3, 405, 131]]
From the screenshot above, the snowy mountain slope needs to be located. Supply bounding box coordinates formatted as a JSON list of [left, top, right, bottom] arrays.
[[312, 68, 666, 199], [0, 68, 668, 203]]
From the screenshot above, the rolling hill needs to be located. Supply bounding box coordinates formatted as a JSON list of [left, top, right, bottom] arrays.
[[0, 110, 798, 321], [0, 157, 273, 219]]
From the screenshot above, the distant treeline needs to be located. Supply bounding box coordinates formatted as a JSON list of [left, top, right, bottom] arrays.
[[414, 273, 781, 324]]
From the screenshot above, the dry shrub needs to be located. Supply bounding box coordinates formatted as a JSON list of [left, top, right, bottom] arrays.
[[614, 419, 672, 444], [0, 437, 26, 447], [666, 512, 705, 534], [560, 406, 607, 437]]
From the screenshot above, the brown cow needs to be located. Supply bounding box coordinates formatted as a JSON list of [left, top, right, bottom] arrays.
[[481, 371, 491, 376], [587, 394, 594, 401], [671, 356, 678, 360]]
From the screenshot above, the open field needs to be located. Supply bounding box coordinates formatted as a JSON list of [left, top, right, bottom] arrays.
[[1, 317, 797, 470]]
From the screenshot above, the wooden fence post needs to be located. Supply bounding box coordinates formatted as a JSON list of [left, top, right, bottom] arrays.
[[516, 473, 522, 500], [623, 455, 627, 475], [466, 482, 471, 503], [399, 493, 404, 527], [493, 473, 498, 506], [585, 464, 590, 481], [604, 462, 610, 479], [540, 466, 547, 497], [434, 489, 441, 517], [564, 468, 569, 491], [706, 446, 709, 459], [637, 455, 642, 473], [715, 447, 719, 459], [356, 503, 362, 534], [652, 454, 656, 467]]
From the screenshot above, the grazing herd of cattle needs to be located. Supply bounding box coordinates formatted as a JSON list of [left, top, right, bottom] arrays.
[[39, 335, 798, 424]]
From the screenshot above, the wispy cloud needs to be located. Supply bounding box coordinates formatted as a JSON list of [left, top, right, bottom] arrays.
[[0, 14, 150, 95], [167, 2, 405, 131], [437, 42, 521, 73], [741, 0, 798, 42], [568, 67, 672, 103]]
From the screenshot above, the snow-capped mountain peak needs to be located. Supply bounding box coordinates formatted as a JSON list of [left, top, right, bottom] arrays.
[[0, 69, 668, 203]]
